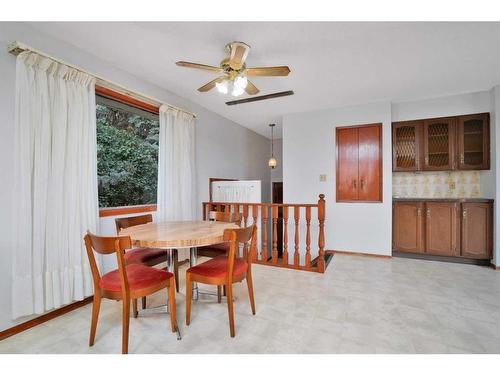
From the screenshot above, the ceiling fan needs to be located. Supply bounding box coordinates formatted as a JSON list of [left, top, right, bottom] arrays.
[[176, 41, 291, 97]]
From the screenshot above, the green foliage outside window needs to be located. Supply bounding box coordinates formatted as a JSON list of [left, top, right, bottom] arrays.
[[96, 99, 159, 208]]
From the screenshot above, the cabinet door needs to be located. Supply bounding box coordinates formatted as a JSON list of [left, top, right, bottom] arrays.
[[461, 203, 492, 259], [457, 113, 490, 170], [393, 202, 424, 253], [393, 121, 423, 172], [336, 127, 359, 201], [425, 202, 458, 256], [423, 117, 456, 171], [358, 125, 382, 201]]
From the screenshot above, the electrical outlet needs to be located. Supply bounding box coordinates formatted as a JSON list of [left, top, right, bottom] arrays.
[[319, 174, 327, 182]]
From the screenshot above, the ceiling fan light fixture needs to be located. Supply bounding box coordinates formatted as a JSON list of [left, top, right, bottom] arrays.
[[216, 80, 228, 94], [231, 86, 244, 97], [233, 74, 248, 89]]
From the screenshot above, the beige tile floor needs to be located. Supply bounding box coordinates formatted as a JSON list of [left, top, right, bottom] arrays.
[[1, 254, 500, 354]]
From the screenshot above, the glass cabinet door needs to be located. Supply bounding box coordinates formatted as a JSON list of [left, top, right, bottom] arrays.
[[423, 117, 455, 170], [392, 121, 422, 171], [457, 113, 490, 170]]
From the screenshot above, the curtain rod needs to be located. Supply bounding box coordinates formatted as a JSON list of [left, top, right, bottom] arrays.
[[7, 41, 197, 118]]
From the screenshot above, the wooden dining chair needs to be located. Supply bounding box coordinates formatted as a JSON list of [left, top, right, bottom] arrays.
[[185, 225, 257, 337], [196, 211, 241, 258], [115, 214, 180, 298], [84, 232, 176, 354]]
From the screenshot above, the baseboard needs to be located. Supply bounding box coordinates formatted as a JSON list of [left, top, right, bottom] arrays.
[[329, 249, 392, 259], [393, 251, 491, 266], [0, 296, 93, 341], [490, 262, 500, 270]]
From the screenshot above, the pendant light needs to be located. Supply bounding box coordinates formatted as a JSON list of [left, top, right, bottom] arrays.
[[268, 123, 277, 169]]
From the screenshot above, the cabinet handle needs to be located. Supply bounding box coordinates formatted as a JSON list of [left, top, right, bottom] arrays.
[[360, 179, 365, 189], [425, 156, 429, 166], [463, 208, 467, 218], [417, 208, 421, 216], [352, 180, 357, 189], [427, 208, 431, 218]]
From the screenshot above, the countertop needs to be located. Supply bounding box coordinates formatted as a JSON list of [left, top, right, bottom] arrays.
[[393, 197, 494, 203]]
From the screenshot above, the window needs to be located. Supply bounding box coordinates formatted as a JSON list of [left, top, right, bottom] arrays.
[[96, 88, 159, 210]]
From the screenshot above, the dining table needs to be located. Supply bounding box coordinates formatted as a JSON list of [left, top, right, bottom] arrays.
[[119, 220, 239, 339]]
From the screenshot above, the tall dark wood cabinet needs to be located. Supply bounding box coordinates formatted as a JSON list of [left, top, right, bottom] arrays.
[[425, 202, 458, 257], [393, 201, 424, 253], [460, 202, 492, 259], [336, 124, 382, 202]]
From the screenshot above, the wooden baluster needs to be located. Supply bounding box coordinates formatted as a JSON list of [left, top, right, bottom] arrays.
[[294, 206, 300, 268], [234, 204, 241, 226], [217, 204, 222, 212], [282, 205, 289, 266], [202, 203, 207, 220], [252, 204, 258, 261], [272, 205, 278, 264], [305, 206, 311, 268], [261, 206, 268, 263], [225, 204, 230, 213], [243, 204, 249, 227], [318, 194, 326, 273]]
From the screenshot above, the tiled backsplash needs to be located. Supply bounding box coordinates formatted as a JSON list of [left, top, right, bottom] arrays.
[[392, 171, 481, 198]]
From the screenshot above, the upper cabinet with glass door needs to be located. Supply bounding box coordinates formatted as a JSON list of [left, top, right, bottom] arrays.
[[457, 113, 490, 170], [392, 121, 423, 172], [392, 113, 490, 172], [423, 117, 456, 171]]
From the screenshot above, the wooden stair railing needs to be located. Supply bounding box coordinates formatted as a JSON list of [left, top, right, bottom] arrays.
[[202, 194, 326, 273]]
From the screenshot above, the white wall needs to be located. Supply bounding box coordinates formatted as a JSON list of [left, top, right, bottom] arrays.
[[0, 23, 270, 331], [283, 102, 393, 256]]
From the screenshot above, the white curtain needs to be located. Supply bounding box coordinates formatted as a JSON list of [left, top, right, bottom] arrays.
[[157, 105, 196, 221], [12, 52, 99, 319]]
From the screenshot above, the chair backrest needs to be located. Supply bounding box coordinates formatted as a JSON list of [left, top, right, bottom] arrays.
[[209, 211, 241, 225], [115, 214, 153, 235], [223, 225, 257, 280], [84, 231, 132, 296]]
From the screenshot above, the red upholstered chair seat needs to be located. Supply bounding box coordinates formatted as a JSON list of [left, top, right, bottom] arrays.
[[187, 255, 247, 278], [100, 264, 173, 292], [124, 247, 168, 265]]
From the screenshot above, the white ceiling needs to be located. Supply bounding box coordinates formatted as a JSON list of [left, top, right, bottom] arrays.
[[28, 22, 500, 138]]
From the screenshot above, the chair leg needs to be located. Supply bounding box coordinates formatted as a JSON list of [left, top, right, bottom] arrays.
[[185, 273, 192, 325], [173, 250, 180, 293], [246, 272, 256, 315], [89, 293, 101, 346], [132, 299, 138, 318], [226, 283, 235, 337], [142, 296, 146, 309], [217, 285, 222, 303], [168, 277, 177, 332], [122, 298, 130, 354]]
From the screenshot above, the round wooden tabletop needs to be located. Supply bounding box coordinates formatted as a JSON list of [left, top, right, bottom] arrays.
[[119, 220, 239, 249]]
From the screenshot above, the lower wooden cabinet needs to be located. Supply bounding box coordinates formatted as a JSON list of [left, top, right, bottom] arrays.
[[393, 201, 424, 253], [425, 202, 459, 257], [460, 203, 492, 259], [393, 200, 492, 260]]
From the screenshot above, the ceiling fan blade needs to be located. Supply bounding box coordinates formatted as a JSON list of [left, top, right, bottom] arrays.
[[245, 66, 291, 77], [228, 42, 250, 70], [176, 61, 223, 73], [226, 91, 294, 106], [245, 80, 260, 95], [198, 77, 225, 92]]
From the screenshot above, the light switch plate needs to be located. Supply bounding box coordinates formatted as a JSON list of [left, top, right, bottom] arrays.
[[319, 174, 327, 182]]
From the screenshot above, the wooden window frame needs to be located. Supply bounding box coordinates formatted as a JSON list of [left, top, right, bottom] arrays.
[[96, 85, 160, 217]]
